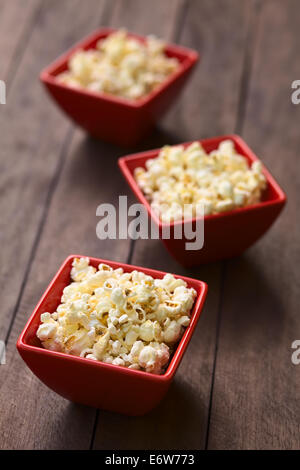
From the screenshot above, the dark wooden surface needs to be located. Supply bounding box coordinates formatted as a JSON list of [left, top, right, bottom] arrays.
[[0, 0, 299, 450]]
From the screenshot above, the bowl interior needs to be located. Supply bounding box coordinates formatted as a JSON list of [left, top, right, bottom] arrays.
[[120, 135, 285, 219], [44, 29, 195, 84], [20, 256, 207, 378]]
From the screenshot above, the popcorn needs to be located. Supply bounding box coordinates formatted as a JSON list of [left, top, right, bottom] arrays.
[[36, 322, 57, 341], [57, 29, 179, 101], [163, 320, 182, 344], [36, 258, 196, 375], [134, 140, 267, 221], [138, 343, 170, 374]]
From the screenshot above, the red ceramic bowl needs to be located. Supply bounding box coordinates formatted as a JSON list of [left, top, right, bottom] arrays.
[[17, 255, 208, 416], [119, 134, 287, 266], [40, 28, 199, 147]]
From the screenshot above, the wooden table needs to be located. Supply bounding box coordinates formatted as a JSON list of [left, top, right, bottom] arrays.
[[1, 0, 299, 450]]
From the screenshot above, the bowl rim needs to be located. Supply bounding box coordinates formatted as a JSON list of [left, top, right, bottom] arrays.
[[118, 133, 287, 228], [17, 255, 208, 383], [40, 27, 199, 110]]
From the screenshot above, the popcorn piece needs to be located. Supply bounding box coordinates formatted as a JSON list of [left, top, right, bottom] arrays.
[[138, 344, 170, 374], [93, 331, 110, 360], [57, 29, 179, 101], [177, 316, 191, 327], [71, 257, 96, 281], [86, 354, 97, 361], [163, 320, 182, 344], [119, 314, 129, 324], [139, 320, 155, 342], [37, 258, 196, 375], [112, 357, 125, 367], [37, 322, 57, 341], [125, 327, 139, 346], [138, 345, 157, 372], [135, 140, 267, 220], [130, 340, 144, 361]]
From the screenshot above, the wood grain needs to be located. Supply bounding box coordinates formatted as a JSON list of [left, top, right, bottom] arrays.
[[0, 0, 112, 450], [93, 0, 251, 450], [0, 0, 41, 81], [207, 0, 300, 450], [0, 0, 108, 342]]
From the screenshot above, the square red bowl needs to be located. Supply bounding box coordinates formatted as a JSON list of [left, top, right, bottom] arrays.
[[17, 255, 207, 416], [40, 28, 199, 147], [119, 134, 287, 266]]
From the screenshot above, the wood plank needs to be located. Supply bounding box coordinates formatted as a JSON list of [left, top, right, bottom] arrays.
[[0, 0, 41, 81], [93, 0, 252, 450], [0, 0, 112, 450], [109, 0, 185, 38], [0, 0, 109, 342], [207, 0, 300, 450]]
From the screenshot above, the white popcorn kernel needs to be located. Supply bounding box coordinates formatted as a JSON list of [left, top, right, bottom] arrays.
[[108, 310, 119, 324], [103, 279, 117, 291], [80, 348, 94, 358], [252, 161, 263, 173], [111, 287, 125, 307], [87, 327, 96, 341], [64, 329, 94, 355], [98, 263, 113, 272], [112, 357, 125, 367], [71, 257, 96, 281], [153, 343, 170, 371], [86, 354, 97, 361], [130, 340, 144, 360], [163, 320, 182, 344], [186, 142, 202, 153], [218, 139, 234, 155], [61, 282, 79, 302], [37, 322, 57, 341], [111, 340, 121, 356], [186, 150, 203, 168], [70, 298, 90, 314], [233, 188, 249, 206], [107, 324, 118, 337], [95, 299, 112, 316], [168, 146, 184, 165], [40, 312, 51, 323], [93, 331, 110, 360], [139, 320, 155, 342], [125, 327, 139, 346], [218, 180, 233, 199], [119, 314, 129, 324], [94, 287, 105, 297], [103, 354, 114, 364], [215, 199, 234, 213], [164, 301, 181, 316], [128, 364, 140, 370], [138, 345, 156, 370], [177, 316, 191, 327]]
